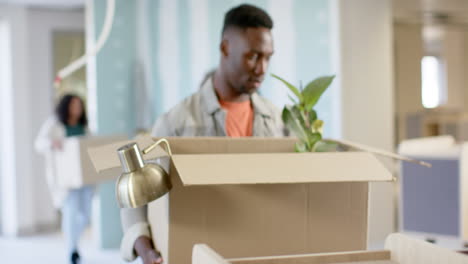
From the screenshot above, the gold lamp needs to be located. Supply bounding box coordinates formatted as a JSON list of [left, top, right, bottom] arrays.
[[116, 139, 173, 208]]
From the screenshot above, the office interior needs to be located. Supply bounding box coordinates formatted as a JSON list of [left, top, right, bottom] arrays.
[[0, 0, 468, 263]]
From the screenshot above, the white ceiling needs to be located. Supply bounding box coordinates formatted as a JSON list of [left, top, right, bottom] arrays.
[[393, 0, 468, 26], [0, 0, 84, 8], [1, 0, 468, 26]]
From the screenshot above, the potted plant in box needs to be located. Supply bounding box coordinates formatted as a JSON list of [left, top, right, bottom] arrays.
[[271, 74, 337, 152], [271, 73, 432, 168]]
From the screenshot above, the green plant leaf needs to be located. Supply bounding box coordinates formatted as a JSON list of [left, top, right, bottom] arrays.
[[272, 74, 303, 102], [306, 132, 322, 149], [277, 74, 336, 152], [311, 119, 324, 134], [282, 106, 308, 142], [294, 141, 307, 153], [312, 140, 339, 152], [288, 94, 298, 105], [302, 75, 335, 110], [308, 109, 317, 125], [291, 105, 307, 128]]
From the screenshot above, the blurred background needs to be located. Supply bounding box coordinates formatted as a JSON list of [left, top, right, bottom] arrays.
[[0, 0, 467, 263]]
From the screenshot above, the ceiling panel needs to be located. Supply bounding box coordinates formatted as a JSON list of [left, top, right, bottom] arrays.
[[394, 0, 468, 25]]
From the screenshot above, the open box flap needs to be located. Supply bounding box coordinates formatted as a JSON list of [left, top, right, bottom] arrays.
[[172, 151, 393, 186], [88, 136, 394, 185], [87, 135, 166, 175], [87, 136, 297, 174]]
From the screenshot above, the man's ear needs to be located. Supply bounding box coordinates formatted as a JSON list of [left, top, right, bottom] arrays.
[[220, 39, 229, 57]]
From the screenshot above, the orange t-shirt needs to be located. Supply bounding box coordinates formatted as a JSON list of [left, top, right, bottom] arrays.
[[219, 100, 254, 137]]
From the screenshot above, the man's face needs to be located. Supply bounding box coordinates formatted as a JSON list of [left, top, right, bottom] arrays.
[[222, 27, 274, 95]]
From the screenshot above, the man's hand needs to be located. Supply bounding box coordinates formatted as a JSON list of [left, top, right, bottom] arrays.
[[142, 249, 163, 264], [135, 236, 163, 264]]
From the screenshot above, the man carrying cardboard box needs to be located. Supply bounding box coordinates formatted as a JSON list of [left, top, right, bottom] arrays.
[[120, 4, 288, 264]]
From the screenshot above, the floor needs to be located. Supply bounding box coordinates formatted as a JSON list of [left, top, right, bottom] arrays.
[[0, 229, 140, 264], [1, 229, 466, 263]]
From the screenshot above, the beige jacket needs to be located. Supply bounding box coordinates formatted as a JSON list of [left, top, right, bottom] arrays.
[[120, 78, 288, 261]]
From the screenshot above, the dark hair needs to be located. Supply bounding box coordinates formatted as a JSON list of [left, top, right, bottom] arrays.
[[55, 94, 88, 127], [222, 4, 273, 34]]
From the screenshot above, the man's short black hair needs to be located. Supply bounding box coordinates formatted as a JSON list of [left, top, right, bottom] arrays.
[[222, 4, 273, 34]]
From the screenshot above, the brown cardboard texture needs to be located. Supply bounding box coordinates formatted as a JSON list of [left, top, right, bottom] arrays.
[[192, 233, 468, 264], [53, 135, 125, 188], [88, 137, 393, 264]]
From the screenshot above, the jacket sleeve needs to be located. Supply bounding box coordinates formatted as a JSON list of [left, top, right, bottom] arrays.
[[34, 117, 64, 154], [120, 113, 175, 262], [120, 206, 151, 261], [151, 113, 175, 137]]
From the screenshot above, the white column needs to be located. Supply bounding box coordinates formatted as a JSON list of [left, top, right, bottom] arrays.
[[330, 0, 395, 248], [329, 0, 342, 139], [86, 0, 98, 134], [0, 15, 16, 236], [0, 5, 33, 236]]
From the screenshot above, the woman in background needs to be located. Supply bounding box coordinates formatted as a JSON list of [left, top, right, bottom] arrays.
[[35, 94, 94, 264]]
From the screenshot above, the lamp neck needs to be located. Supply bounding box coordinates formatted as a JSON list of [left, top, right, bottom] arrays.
[[117, 143, 145, 173]]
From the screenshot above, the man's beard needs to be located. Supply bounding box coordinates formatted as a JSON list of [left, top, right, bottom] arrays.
[[238, 84, 256, 95]]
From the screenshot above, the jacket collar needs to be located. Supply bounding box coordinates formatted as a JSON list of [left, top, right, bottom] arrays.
[[199, 77, 272, 118], [199, 78, 222, 115]]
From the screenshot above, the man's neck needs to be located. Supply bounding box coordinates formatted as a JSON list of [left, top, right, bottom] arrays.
[[213, 70, 250, 102]]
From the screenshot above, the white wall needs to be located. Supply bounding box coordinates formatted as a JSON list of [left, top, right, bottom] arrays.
[[443, 27, 465, 111], [331, 0, 395, 248], [0, 4, 32, 236], [394, 23, 424, 141], [0, 4, 84, 235], [0, 17, 13, 234]]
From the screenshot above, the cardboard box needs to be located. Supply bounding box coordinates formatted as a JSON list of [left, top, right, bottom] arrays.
[[193, 233, 468, 264], [398, 136, 468, 243], [53, 135, 125, 188], [88, 137, 393, 264]]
